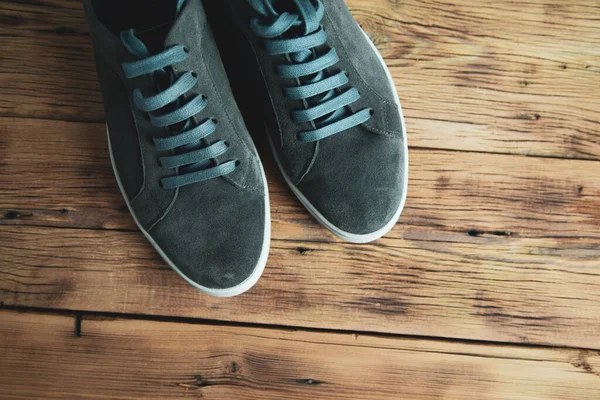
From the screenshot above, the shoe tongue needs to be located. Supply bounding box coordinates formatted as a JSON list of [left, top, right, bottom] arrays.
[[128, 0, 184, 54], [135, 22, 174, 54], [272, 0, 298, 14]]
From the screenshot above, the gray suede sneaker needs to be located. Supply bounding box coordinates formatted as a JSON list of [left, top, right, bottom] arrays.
[[84, 0, 270, 297], [217, 0, 408, 243]]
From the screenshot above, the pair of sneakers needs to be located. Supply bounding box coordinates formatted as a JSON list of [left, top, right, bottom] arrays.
[[84, 0, 408, 297]]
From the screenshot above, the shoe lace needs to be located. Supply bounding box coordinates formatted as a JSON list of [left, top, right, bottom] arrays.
[[248, 0, 372, 142], [120, 29, 237, 190]]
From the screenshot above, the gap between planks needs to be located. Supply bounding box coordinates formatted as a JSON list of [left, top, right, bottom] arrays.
[[1, 308, 599, 400], [4, 304, 600, 354], [1, 223, 599, 350], [1, 117, 599, 350]]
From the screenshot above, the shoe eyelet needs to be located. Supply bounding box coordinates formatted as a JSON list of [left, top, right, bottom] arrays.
[[235, 160, 241, 167], [183, 46, 190, 54], [202, 94, 208, 101], [369, 108, 375, 116], [158, 180, 164, 189], [224, 141, 231, 148], [212, 118, 219, 124], [191, 71, 198, 78]]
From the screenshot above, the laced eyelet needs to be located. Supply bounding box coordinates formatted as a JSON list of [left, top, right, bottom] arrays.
[[158, 180, 164, 189], [183, 46, 190, 54], [191, 71, 198, 78], [369, 108, 375, 116], [235, 160, 241, 167], [224, 141, 231, 147], [212, 118, 219, 124]]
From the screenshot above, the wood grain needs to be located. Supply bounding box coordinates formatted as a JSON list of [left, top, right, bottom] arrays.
[[0, 0, 104, 123], [1, 0, 600, 397], [2, 117, 599, 238], [2, 310, 599, 400], [1, 117, 600, 348], [356, 0, 600, 159], [2, 223, 599, 348], [0, 0, 599, 159]]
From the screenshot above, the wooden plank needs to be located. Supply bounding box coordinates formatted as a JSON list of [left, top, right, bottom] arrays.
[[1, 117, 600, 238], [1, 117, 600, 348], [0, 0, 104, 123], [1, 228, 599, 349], [356, 0, 600, 159], [1, 310, 599, 400], [1, 0, 599, 158], [0, 118, 127, 229]]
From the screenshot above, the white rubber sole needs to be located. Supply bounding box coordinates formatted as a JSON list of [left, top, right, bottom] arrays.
[[268, 28, 409, 244], [107, 127, 271, 298]]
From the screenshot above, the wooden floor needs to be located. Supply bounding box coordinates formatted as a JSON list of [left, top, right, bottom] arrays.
[[1, 0, 599, 398]]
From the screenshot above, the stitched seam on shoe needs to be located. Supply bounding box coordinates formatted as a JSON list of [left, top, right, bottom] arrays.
[[199, 27, 254, 191], [363, 108, 403, 136], [296, 141, 319, 186], [129, 98, 147, 203], [241, 33, 284, 150], [244, 29, 320, 185], [194, 27, 264, 197], [324, 8, 403, 136], [364, 123, 404, 138], [128, 100, 179, 228], [148, 188, 179, 233], [233, 7, 317, 185], [362, 105, 397, 138], [287, 52, 321, 183], [239, 37, 284, 197], [324, 9, 395, 107]]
